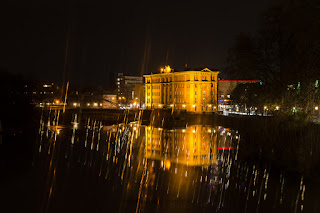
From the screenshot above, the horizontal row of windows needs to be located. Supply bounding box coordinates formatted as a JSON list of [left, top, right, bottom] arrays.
[[146, 75, 216, 83]]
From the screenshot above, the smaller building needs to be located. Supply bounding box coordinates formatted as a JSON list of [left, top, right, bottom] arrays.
[[117, 73, 144, 108], [218, 80, 261, 111], [102, 94, 117, 109]]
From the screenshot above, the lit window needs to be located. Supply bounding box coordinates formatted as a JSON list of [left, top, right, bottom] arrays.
[[195, 98, 197, 103], [227, 95, 230, 98], [221, 95, 224, 98]]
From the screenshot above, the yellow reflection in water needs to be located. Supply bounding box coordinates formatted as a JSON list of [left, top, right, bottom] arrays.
[[145, 125, 217, 167]]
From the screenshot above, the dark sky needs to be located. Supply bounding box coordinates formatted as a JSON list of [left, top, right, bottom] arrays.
[[1, 0, 277, 88]]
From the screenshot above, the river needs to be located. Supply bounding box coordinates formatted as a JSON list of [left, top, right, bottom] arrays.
[[1, 109, 319, 212]]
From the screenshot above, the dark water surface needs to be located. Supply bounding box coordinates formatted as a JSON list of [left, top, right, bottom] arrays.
[[1, 110, 320, 213]]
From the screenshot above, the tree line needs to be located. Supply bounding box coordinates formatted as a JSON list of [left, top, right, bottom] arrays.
[[224, 0, 320, 116]]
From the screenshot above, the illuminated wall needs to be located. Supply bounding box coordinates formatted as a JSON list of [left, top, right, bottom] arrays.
[[144, 67, 219, 112], [145, 125, 217, 166]]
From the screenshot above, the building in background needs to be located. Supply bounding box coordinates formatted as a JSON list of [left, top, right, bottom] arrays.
[[21, 82, 61, 106], [117, 73, 144, 108], [144, 66, 219, 113], [218, 80, 261, 111]]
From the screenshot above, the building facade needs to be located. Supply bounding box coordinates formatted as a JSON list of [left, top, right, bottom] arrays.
[[144, 66, 219, 113], [117, 73, 144, 107]]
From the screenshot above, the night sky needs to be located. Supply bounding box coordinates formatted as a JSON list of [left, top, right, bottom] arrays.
[[1, 0, 277, 88]]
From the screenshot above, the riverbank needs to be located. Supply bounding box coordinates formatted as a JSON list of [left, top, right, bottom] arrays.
[[149, 109, 320, 175]]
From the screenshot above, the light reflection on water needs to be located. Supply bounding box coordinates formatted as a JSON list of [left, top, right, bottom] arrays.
[[33, 110, 307, 213]]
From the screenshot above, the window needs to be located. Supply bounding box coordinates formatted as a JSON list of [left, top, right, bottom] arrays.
[[221, 95, 224, 98], [195, 91, 197, 95], [195, 98, 197, 103], [227, 95, 230, 98]]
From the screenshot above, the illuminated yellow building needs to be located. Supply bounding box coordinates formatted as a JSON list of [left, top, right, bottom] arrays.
[[144, 66, 219, 112], [145, 125, 217, 166]]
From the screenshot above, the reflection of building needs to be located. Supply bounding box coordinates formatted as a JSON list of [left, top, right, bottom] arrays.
[[144, 66, 219, 113], [145, 125, 217, 166], [218, 80, 260, 111], [117, 73, 144, 107]]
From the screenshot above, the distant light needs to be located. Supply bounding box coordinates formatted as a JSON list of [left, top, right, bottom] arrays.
[[192, 129, 196, 133], [73, 103, 77, 107], [276, 106, 279, 110], [87, 103, 90, 106], [94, 103, 98, 107], [315, 106, 319, 110], [55, 100, 60, 104], [264, 106, 267, 110], [192, 105, 196, 107], [100, 103, 102, 106], [182, 104, 186, 108], [170, 104, 174, 107], [208, 129, 211, 133], [208, 104, 212, 107]]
